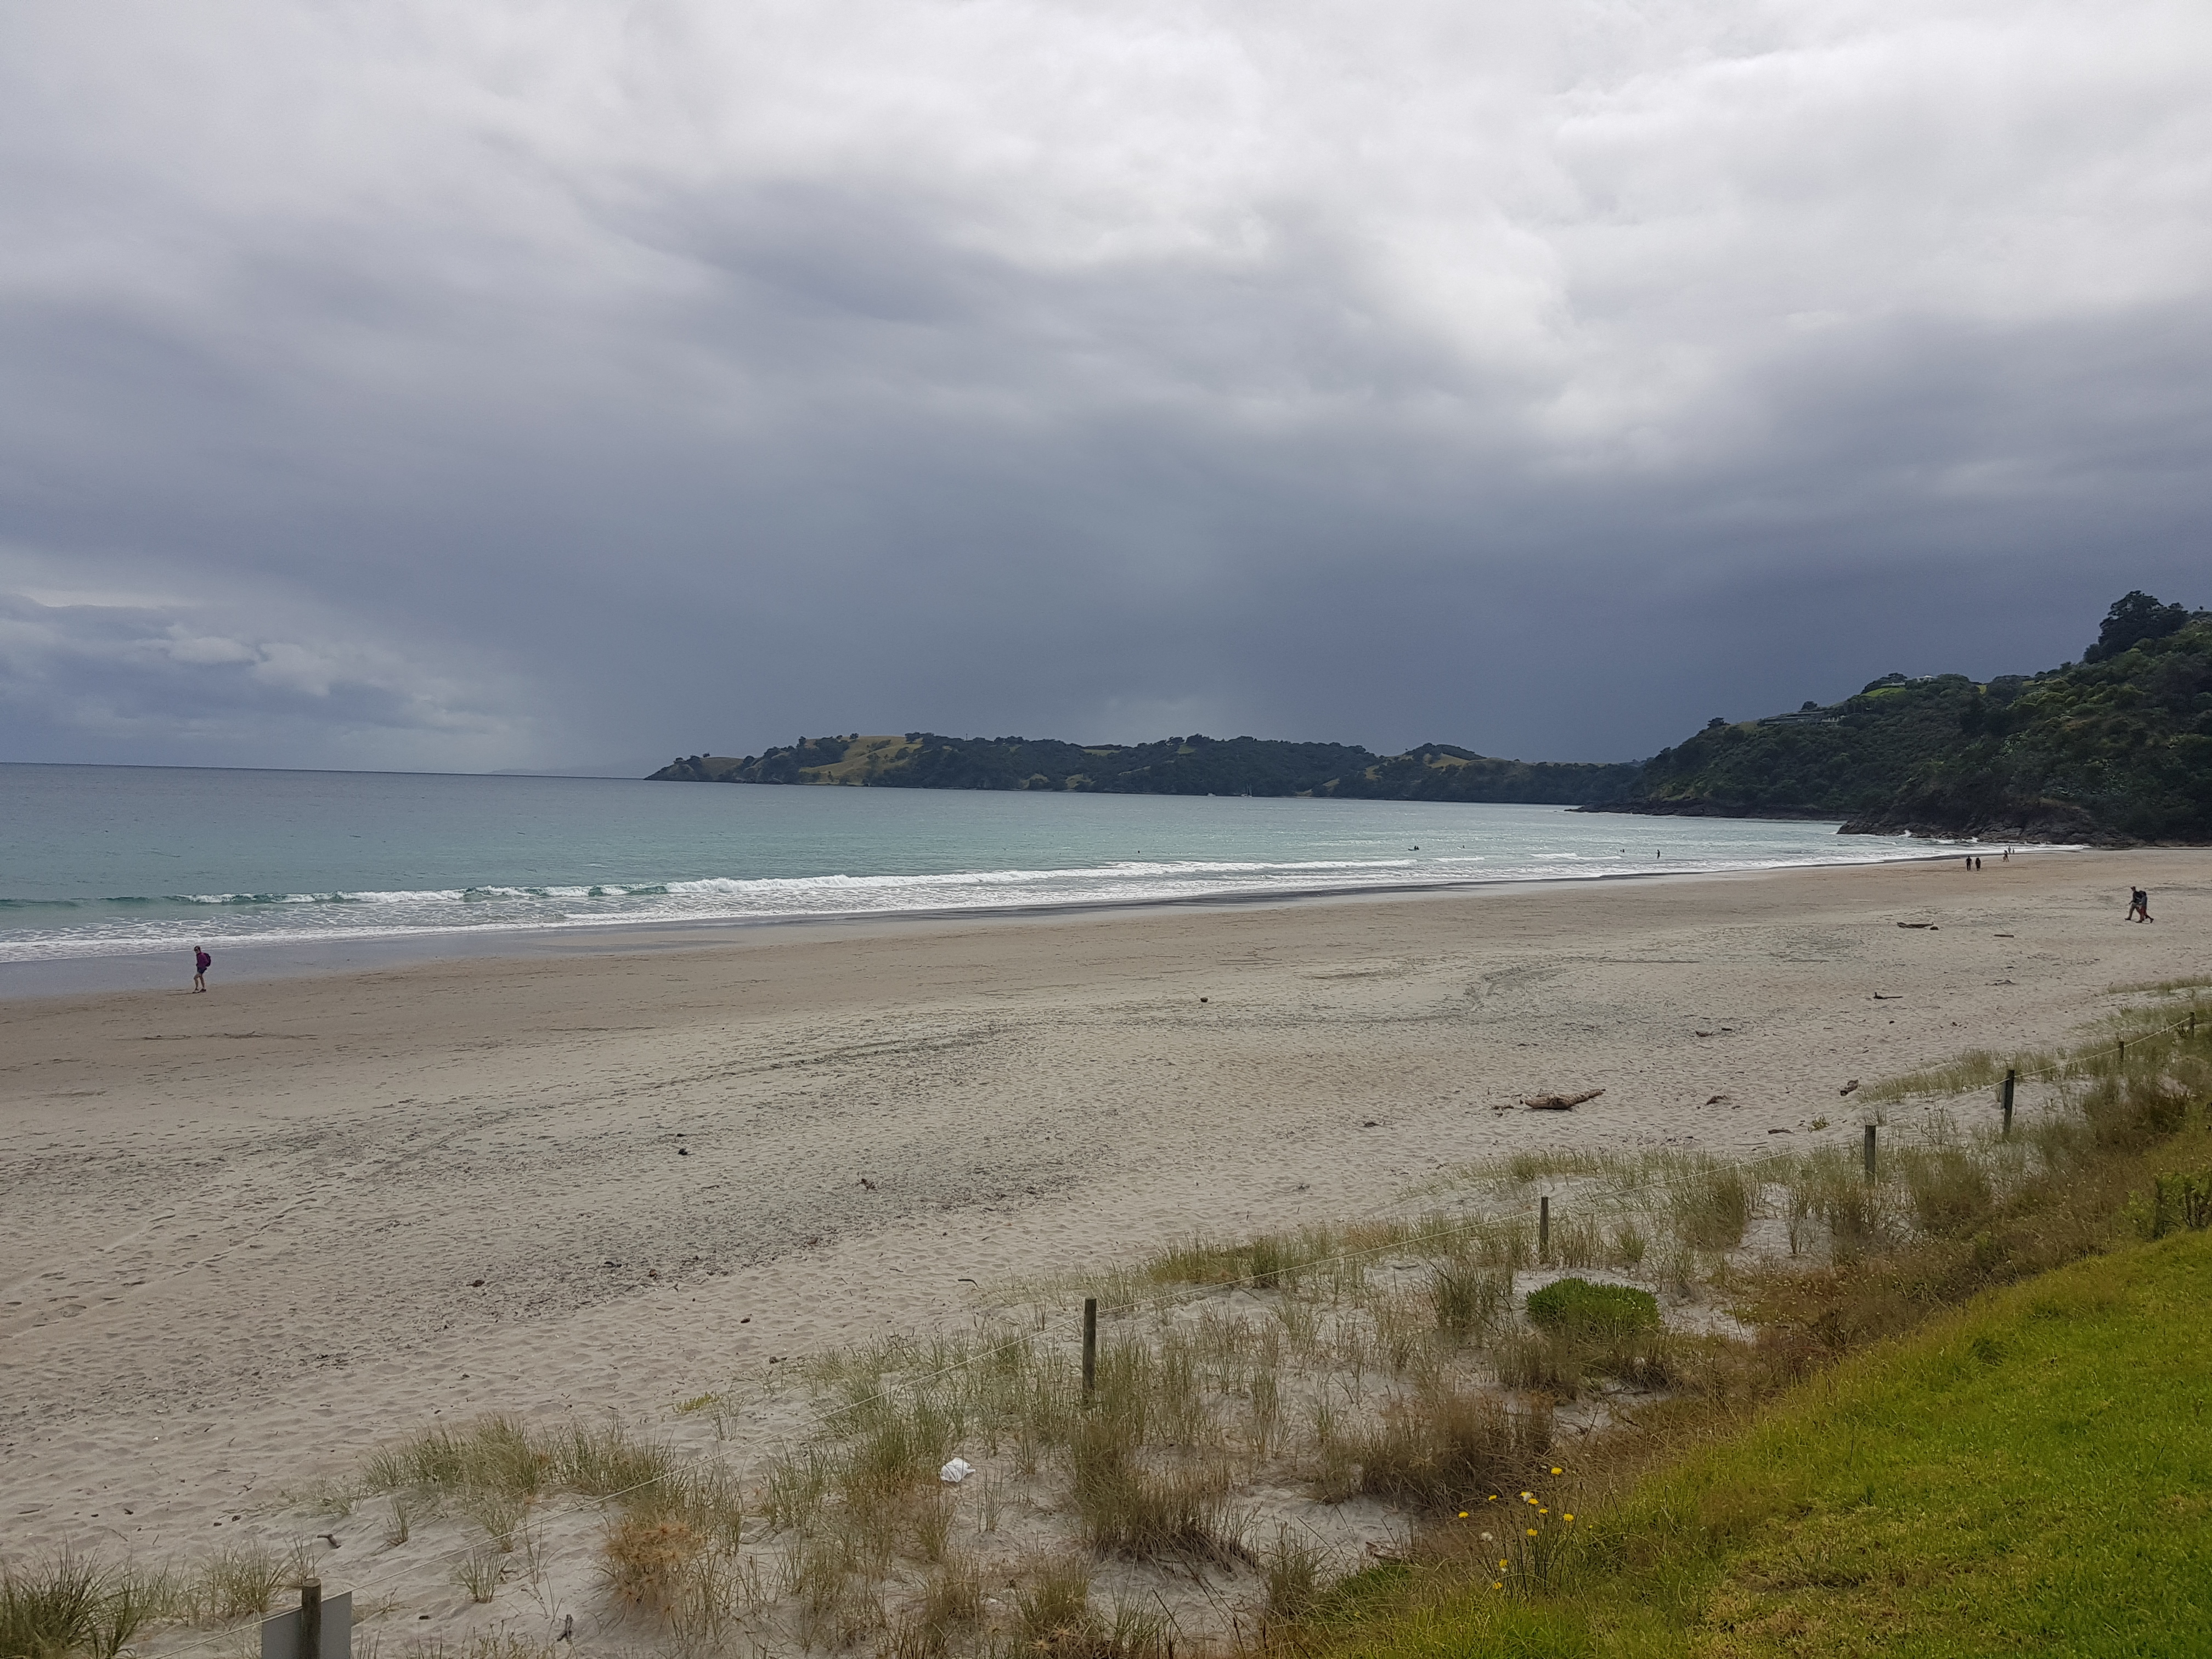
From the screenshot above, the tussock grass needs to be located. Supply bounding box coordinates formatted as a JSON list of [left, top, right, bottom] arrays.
[[1263, 1527, 1328, 1622], [1, 1555, 157, 1659], [1067, 1414, 1241, 1562], [453, 1548, 503, 1605], [1426, 1261, 1505, 1340], [1666, 1163, 1756, 1250], [362, 1414, 675, 1510], [196, 1544, 287, 1623], [1353, 1384, 1551, 1510]]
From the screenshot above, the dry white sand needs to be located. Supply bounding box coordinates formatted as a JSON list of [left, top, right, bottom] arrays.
[[5, 849, 2208, 1607]]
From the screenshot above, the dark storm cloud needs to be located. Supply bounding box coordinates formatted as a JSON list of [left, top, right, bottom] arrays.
[[3, 1, 2209, 771]]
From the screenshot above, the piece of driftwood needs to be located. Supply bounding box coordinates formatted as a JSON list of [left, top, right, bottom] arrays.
[[1897, 921, 1939, 929], [1523, 1088, 1605, 1111]]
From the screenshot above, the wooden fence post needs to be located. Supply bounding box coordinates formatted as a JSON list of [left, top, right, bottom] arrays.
[[1081, 1297, 1097, 1407], [299, 1580, 320, 1659], [1538, 1195, 1550, 1264], [1863, 1124, 1877, 1181], [2001, 1068, 2016, 1137]]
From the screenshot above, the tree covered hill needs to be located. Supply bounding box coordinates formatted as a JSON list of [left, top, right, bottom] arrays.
[[1595, 592, 2212, 843], [649, 732, 1640, 804], [650, 595, 2212, 841]]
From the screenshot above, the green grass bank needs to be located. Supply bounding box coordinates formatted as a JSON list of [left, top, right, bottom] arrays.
[[1323, 1228, 2212, 1658]]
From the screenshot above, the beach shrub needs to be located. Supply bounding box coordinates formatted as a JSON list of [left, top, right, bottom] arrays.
[[1523, 1278, 1658, 1340]]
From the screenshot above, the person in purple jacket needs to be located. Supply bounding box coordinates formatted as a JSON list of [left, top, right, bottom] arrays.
[[192, 945, 211, 991]]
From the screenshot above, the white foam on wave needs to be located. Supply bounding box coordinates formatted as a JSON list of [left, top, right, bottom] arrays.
[[2, 836, 2053, 966]]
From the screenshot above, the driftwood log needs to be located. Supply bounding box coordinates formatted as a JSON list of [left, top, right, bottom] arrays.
[[1523, 1088, 1604, 1111]]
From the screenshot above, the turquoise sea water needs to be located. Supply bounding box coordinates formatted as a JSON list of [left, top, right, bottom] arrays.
[[0, 764, 1971, 975]]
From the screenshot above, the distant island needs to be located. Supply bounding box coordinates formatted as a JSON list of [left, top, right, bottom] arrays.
[[652, 592, 2212, 843]]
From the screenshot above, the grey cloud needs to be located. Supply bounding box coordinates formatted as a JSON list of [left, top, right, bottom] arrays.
[[2, 2, 2209, 771]]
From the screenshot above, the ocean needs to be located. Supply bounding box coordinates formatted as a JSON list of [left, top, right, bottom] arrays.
[[1, 763, 1961, 988]]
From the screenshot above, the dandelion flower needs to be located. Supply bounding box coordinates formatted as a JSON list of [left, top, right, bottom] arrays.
[[1564, 1514, 1575, 1522], [1492, 1582, 1503, 1591], [1458, 1511, 1469, 1519], [1498, 1560, 1508, 1570], [1550, 1466, 1562, 1476], [1527, 1528, 1538, 1537]]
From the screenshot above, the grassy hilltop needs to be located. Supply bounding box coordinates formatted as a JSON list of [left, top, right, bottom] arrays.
[[650, 732, 1640, 806]]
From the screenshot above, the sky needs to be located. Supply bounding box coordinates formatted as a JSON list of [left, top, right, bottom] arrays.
[[2, 1, 2209, 775]]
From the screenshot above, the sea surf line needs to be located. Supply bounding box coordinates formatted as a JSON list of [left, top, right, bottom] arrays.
[[3, 762, 1998, 971]]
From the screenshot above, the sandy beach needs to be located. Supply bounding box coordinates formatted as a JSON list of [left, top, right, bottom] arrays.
[[6, 848, 2209, 1575]]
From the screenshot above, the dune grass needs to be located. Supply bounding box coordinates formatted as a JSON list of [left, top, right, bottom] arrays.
[[1, 1556, 152, 1659], [1861, 994, 2206, 1105]]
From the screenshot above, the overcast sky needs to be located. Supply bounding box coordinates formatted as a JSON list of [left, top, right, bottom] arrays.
[[2, 1, 2208, 774]]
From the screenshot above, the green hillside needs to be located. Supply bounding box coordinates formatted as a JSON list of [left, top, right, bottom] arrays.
[[650, 732, 1640, 805], [1598, 591, 2212, 843]]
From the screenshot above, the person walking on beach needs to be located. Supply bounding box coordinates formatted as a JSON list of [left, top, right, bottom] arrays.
[[2129, 889, 2154, 923], [191, 945, 210, 991]]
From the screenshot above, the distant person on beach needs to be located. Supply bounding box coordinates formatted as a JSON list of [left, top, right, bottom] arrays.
[[2129, 889, 2154, 923], [192, 945, 210, 991]]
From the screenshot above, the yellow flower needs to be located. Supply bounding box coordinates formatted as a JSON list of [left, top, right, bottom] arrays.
[[1491, 1582, 1503, 1590], [1564, 1514, 1575, 1522], [1539, 1508, 1548, 1515], [1487, 1494, 1498, 1502], [1497, 1560, 1508, 1570], [1520, 1491, 1532, 1500], [1458, 1511, 1469, 1519], [1527, 1527, 1538, 1536]]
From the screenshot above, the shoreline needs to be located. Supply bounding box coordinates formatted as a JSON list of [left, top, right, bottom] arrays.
[[0, 838, 2031, 1001]]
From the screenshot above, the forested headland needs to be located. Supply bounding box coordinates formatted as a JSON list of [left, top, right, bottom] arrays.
[[652, 593, 2212, 843], [1589, 591, 2212, 844], [650, 733, 1639, 805]]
